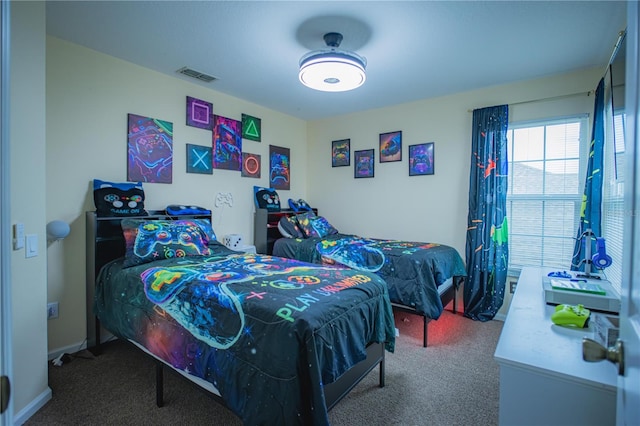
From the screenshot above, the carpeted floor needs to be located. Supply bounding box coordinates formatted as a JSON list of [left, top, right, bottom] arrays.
[[26, 309, 503, 425]]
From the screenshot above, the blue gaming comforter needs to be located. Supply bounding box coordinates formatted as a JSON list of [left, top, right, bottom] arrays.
[[273, 234, 467, 319], [94, 243, 395, 425]]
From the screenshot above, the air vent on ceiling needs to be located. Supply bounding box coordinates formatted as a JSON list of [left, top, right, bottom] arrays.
[[176, 67, 217, 83]]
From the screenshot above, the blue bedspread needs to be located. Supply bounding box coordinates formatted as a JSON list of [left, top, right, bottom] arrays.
[[273, 234, 467, 319], [94, 245, 395, 425]]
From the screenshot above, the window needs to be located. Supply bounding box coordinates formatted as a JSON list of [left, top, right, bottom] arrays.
[[506, 116, 588, 274]]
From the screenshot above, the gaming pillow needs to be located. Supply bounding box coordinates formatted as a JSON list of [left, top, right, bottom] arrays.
[[309, 216, 339, 238], [93, 179, 147, 217], [295, 211, 320, 238], [166, 204, 211, 216], [253, 186, 280, 212], [121, 218, 212, 267], [278, 216, 304, 239]]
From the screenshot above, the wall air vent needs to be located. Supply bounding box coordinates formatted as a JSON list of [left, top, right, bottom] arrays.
[[176, 67, 217, 83]]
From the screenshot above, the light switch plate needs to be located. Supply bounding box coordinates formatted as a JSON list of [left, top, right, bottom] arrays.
[[13, 223, 24, 250], [25, 234, 38, 258]]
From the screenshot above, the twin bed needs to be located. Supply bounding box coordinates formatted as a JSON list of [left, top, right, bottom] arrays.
[[270, 211, 467, 347], [86, 211, 396, 425]]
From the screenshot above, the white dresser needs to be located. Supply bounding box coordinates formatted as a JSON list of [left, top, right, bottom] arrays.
[[494, 266, 617, 426]]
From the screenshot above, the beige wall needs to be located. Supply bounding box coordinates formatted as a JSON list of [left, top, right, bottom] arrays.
[[306, 68, 602, 318], [45, 36, 602, 358], [10, 1, 51, 421], [45, 36, 308, 354]]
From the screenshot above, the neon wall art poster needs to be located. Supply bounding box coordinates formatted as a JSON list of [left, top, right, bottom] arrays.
[[242, 152, 261, 178], [409, 142, 435, 176], [354, 149, 374, 178], [127, 113, 173, 183], [186, 96, 213, 130], [269, 145, 290, 190], [332, 139, 350, 167], [186, 144, 213, 174], [242, 114, 261, 142], [379, 130, 402, 162], [212, 115, 242, 171]]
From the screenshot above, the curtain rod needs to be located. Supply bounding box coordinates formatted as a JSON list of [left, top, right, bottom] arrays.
[[468, 29, 626, 114], [605, 29, 627, 76], [467, 90, 592, 113]]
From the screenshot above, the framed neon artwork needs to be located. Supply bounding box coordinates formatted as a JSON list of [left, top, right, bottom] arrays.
[[186, 144, 213, 174], [409, 142, 434, 176], [242, 152, 261, 178], [379, 130, 402, 163], [212, 115, 242, 171], [269, 145, 290, 190], [127, 113, 173, 183], [186, 96, 213, 130], [354, 149, 375, 178]]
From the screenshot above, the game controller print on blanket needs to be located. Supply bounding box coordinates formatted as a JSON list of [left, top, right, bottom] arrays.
[[94, 249, 395, 425]]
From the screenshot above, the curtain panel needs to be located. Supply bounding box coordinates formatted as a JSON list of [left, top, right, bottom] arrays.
[[464, 105, 509, 321], [571, 77, 605, 272]]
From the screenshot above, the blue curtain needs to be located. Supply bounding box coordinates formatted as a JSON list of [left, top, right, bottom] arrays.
[[571, 78, 605, 272], [464, 105, 509, 321]]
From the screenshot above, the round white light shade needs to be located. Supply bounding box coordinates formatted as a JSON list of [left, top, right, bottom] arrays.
[[47, 220, 70, 240], [299, 51, 366, 92]]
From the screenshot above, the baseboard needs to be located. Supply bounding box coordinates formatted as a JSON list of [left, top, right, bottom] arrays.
[[47, 340, 87, 361], [493, 313, 507, 322], [13, 386, 52, 425]]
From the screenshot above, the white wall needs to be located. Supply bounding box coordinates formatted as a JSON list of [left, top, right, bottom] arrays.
[[10, 1, 51, 421], [45, 36, 308, 354]]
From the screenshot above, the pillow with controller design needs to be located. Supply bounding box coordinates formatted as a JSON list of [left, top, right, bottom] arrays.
[[121, 219, 212, 267], [295, 211, 319, 238], [309, 216, 339, 238], [253, 186, 280, 212], [278, 216, 304, 239]]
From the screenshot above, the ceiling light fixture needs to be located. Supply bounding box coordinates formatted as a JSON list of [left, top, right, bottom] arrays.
[[298, 32, 367, 92]]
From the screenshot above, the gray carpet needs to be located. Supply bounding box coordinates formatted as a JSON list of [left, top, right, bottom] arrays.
[[26, 310, 503, 425]]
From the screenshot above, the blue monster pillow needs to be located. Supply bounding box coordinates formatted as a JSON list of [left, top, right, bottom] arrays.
[[121, 219, 212, 267]]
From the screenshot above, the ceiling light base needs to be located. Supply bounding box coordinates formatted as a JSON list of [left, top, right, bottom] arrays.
[[299, 32, 367, 92]]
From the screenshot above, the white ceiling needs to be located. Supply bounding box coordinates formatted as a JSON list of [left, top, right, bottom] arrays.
[[45, 1, 627, 120]]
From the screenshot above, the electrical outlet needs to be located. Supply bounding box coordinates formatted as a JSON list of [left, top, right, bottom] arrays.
[[509, 281, 517, 294], [47, 302, 59, 320]]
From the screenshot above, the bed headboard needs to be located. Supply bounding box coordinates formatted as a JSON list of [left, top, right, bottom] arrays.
[[85, 210, 213, 351]]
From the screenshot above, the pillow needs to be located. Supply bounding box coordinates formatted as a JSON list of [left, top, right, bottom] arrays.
[[191, 218, 217, 242], [121, 219, 211, 267], [166, 204, 211, 216], [295, 211, 319, 238], [277, 216, 304, 239], [309, 216, 339, 238], [254, 186, 280, 212], [93, 179, 147, 217]]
